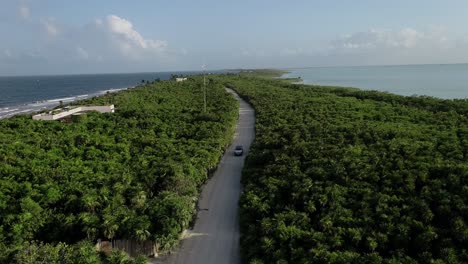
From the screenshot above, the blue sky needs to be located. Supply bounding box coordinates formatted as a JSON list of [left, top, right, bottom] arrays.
[[2, 0, 468, 75]]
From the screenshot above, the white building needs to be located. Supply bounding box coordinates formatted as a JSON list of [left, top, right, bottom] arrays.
[[175, 77, 187, 82], [32, 105, 114, 121]]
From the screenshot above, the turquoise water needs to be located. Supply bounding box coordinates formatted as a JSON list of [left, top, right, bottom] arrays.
[[283, 64, 468, 99]]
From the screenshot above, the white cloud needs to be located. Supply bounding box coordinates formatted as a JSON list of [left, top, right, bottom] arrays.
[[281, 48, 307, 56], [95, 18, 103, 26], [41, 18, 59, 37], [395, 28, 424, 48], [332, 28, 431, 52], [0, 49, 46, 64], [320, 27, 468, 66], [18, 2, 30, 19], [76, 47, 89, 60], [240, 48, 266, 57], [3, 49, 12, 57], [94, 15, 167, 59], [0, 12, 173, 75], [265, 27, 468, 67]]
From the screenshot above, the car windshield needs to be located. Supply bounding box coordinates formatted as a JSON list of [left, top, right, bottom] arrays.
[[235, 146, 243, 150]]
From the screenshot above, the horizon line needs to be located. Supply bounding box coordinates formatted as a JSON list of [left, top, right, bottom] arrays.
[[2, 62, 468, 78]]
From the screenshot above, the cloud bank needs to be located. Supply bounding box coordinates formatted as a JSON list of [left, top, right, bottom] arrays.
[[3, 1, 468, 75], [1, 6, 173, 74], [325, 27, 468, 65], [244, 27, 468, 68], [333, 28, 425, 50]]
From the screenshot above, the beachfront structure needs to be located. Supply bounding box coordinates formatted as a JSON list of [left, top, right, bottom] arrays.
[[175, 77, 187, 82], [32, 105, 114, 121]]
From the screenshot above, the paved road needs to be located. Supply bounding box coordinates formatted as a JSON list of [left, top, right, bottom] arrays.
[[163, 88, 255, 264]]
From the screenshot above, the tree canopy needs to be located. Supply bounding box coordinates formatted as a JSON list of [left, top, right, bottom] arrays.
[[215, 73, 468, 264]]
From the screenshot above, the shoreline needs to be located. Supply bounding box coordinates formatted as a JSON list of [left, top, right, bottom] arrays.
[[0, 70, 223, 120], [0, 86, 134, 120]]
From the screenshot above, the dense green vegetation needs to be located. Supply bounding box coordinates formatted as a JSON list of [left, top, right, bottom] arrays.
[[0, 77, 238, 262], [217, 73, 468, 263], [237, 69, 289, 79]]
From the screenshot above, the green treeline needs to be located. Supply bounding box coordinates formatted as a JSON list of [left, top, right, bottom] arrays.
[[0, 77, 238, 262], [217, 74, 468, 263]]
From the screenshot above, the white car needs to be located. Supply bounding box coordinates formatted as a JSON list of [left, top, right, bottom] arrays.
[[234, 145, 244, 156]]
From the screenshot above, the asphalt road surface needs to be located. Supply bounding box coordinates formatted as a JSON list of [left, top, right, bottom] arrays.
[[161, 88, 255, 264]]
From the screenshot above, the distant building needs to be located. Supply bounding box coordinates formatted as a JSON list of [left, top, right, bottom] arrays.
[[175, 77, 188, 82], [32, 105, 114, 121]]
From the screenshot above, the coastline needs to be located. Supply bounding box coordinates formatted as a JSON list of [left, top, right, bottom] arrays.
[[0, 71, 208, 120], [0, 86, 133, 120], [0, 70, 229, 120]]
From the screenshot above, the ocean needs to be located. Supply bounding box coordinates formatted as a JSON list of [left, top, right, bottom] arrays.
[[0, 71, 203, 119], [283, 64, 468, 99]]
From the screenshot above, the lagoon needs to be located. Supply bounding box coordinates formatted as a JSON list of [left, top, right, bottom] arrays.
[[283, 64, 468, 99]]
